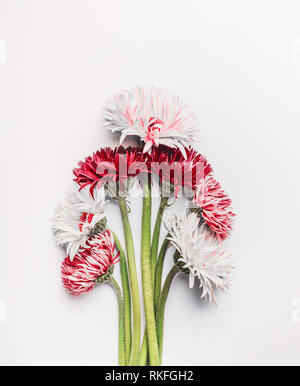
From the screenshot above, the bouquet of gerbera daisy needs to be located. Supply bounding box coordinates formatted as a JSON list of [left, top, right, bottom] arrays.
[[51, 86, 235, 366]]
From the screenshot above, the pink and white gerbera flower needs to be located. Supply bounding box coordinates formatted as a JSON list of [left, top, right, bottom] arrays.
[[61, 230, 120, 296], [193, 176, 235, 240], [104, 86, 198, 157], [165, 212, 234, 304], [51, 185, 106, 260]]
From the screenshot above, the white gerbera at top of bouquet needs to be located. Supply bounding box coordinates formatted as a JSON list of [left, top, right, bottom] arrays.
[[165, 211, 234, 304], [104, 86, 198, 156], [51, 185, 106, 260]]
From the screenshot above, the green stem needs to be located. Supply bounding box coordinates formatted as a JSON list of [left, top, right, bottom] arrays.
[[140, 227, 170, 365], [141, 178, 160, 366], [110, 230, 131, 365], [109, 276, 125, 366], [156, 265, 178, 363], [139, 332, 148, 366], [154, 235, 170, 307], [150, 197, 169, 285], [118, 197, 141, 366]]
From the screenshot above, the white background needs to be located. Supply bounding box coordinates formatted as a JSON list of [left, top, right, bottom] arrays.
[[1, 0, 300, 366]]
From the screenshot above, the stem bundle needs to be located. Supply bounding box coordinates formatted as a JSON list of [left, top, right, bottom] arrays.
[[115, 186, 175, 366], [118, 197, 141, 366], [141, 179, 160, 366]]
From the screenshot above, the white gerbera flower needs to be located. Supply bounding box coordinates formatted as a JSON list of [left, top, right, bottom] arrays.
[[104, 86, 199, 157], [51, 185, 106, 260], [165, 212, 234, 304]]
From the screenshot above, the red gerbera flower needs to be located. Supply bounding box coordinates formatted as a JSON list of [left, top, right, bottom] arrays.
[[73, 146, 148, 197], [147, 146, 213, 196], [61, 230, 120, 296], [193, 176, 235, 240]]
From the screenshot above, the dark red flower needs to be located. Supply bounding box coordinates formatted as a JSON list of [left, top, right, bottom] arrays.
[[147, 146, 213, 195], [73, 146, 148, 197]]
